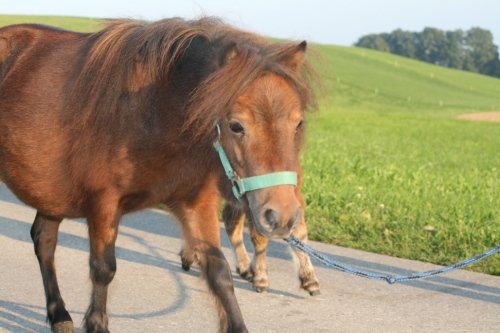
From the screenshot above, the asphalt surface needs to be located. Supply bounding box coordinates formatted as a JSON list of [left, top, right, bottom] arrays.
[[0, 183, 499, 333]]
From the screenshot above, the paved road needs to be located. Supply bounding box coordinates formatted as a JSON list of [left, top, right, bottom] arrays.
[[0, 183, 499, 333]]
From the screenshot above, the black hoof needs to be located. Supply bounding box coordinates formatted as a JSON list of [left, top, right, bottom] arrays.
[[236, 267, 254, 281], [181, 260, 191, 271], [180, 250, 193, 271]]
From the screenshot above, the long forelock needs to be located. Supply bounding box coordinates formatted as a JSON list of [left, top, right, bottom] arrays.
[[182, 38, 317, 143]]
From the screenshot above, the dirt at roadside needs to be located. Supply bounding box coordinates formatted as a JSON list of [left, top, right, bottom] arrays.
[[457, 112, 500, 123]]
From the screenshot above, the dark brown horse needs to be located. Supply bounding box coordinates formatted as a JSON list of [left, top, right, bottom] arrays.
[[0, 17, 316, 333]]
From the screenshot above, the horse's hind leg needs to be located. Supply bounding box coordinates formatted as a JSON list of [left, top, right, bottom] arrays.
[[84, 201, 120, 333], [30, 212, 75, 333], [179, 216, 198, 271], [222, 203, 252, 281], [179, 244, 196, 271]]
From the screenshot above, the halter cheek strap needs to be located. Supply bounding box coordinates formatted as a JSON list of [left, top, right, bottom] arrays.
[[213, 123, 297, 201]]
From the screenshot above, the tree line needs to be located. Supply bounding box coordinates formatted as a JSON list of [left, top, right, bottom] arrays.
[[355, 27, 500, 78]]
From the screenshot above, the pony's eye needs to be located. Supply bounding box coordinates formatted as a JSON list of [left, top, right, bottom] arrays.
[[296, 119, 304, 131], [229, 121, 245, 134]]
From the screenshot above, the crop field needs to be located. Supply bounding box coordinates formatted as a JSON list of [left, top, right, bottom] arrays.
[[1, 15, 499, 275]]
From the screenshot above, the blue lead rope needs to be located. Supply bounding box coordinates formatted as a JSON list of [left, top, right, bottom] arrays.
[[285, 235, 500, 284]]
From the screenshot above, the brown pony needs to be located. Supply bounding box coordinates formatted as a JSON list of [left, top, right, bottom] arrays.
[[0, 17, 316, 333]]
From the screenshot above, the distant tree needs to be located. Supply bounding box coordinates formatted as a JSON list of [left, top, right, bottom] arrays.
[[464, 27, 500, 76], [355, 33, 390, 52], [354, 27, 500, 78], [416, 28, 448, 66], [387, 29, 417, 58], [445, 30, 465, 68]]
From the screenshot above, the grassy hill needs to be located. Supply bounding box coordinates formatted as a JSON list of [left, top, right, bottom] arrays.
[[0, 14, 103, 32], [1, 15, 499, 274], [317, 44, 500, 114]]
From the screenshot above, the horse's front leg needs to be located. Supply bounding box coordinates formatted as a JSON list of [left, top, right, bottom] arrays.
[[202, 243, 248, 333], [84, 199, 121, 333], [176, 180, 248, 333], [290, 192, 320, 296], [222, 203, 252, 281], [247, 223, 270, 293]]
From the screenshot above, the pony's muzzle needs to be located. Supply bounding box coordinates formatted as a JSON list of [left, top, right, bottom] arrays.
[[253, 204, 301, 238], [246, 185, 301, 238]]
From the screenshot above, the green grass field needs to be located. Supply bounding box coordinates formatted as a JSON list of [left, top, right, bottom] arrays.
[[304, 45, 500, 275], [1, 15, 499, 275], [0, 14, 103, 32]]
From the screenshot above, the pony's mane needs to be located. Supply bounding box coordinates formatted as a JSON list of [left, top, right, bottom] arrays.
[[71, 17, 316, 141]]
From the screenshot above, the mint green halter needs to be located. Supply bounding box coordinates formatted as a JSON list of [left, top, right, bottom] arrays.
[[213, 123, 297, 200]]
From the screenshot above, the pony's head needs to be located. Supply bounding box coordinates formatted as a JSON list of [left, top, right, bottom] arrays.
[[186, 37, 314, 238], [222, 69, 305, 237]]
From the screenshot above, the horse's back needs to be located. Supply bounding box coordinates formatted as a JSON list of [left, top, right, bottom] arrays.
[[0, 24, 47, 67], [0, 24, 85, 101], [0, 24, 82, 81]]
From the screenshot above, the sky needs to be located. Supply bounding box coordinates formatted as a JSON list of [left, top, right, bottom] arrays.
[[1, 0, 499, 47]]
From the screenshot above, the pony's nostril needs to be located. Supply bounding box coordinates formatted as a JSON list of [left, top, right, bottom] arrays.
[[288, 209, 302, 230], [264, 209, 279, 230]]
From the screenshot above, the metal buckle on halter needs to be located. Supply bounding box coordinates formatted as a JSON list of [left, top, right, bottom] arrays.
[[215, 122, 222, 140], [231, 175, 244, 200]]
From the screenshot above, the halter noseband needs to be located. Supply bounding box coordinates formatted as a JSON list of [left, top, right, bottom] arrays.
[[213, 123, 297, 201]]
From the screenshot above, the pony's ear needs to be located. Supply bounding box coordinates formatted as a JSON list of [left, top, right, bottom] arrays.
[[281, 41, 307, 71], [219, 42, 239, 66]]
